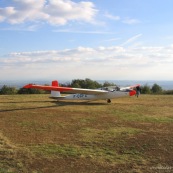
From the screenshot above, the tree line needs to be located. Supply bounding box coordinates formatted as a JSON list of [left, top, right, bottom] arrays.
[[0, 78, 173, 95]]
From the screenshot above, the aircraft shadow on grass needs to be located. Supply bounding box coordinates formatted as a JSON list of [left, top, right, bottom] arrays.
[[53, 100, 107, 106], [0, 100, 106, 112]]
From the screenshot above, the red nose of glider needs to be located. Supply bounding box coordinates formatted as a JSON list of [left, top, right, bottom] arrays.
[[129, 90, 136, 96]]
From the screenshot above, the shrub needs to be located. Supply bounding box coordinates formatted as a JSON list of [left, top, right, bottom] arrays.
[[0, 85, 17, 95]]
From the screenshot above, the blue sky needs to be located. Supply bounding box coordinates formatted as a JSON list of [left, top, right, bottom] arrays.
[[0, 0, 173, 81]]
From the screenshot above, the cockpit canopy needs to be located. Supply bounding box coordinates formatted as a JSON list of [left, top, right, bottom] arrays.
[[100, 86, 120, 92]]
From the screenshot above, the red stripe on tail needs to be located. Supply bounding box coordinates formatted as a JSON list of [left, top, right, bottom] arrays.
[[52, 80, 59, 87]]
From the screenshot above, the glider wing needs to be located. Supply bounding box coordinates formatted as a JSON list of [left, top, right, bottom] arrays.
[[23, 84, 108, 95], [120, 84, 140, 91]]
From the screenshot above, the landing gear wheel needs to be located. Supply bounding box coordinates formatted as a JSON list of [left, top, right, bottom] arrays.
[[107, 99, 111, 103]]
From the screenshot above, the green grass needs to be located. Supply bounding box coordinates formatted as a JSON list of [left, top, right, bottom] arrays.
[[30, 127, 144, 165], [112, 110, 173, 123], [30, 143, 145, 165], [0, 94, 173, 173]]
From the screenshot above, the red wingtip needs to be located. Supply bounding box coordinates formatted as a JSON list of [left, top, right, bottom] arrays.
[[129, 90, 136, 96], [23, 84, 33, 89], [130, 84, 141, 89]]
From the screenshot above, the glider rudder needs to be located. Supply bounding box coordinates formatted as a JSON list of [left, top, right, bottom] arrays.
[[51, 80, 61, 97], [52, 80, 59, 87]]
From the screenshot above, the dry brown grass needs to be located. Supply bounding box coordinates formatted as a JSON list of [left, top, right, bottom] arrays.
[[0, 94, 173, 173]]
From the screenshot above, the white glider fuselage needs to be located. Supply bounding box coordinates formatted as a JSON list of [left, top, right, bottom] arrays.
[[52, 91, 129, 101]]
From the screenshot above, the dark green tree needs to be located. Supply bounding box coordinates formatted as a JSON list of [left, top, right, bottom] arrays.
[[71, 78, 102, 89], [103, 81, 116, 87], [141, 85, 151, 94], [151, 83, 163, 94]]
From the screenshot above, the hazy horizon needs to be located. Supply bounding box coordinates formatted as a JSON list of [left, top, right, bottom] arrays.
[[1, 79, 173, 90]]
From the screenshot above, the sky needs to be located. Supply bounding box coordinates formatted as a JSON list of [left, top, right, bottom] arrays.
[[0, 0, 173, 81]]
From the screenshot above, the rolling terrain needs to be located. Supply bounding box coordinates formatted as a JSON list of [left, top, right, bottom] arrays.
[[0, 94, 173, 173]]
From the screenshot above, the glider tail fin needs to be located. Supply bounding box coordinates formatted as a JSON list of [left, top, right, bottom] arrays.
[[51, 80, 61, 97]]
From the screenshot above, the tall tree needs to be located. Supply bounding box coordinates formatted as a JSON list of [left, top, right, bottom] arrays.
[[151, 83, 163, 94]]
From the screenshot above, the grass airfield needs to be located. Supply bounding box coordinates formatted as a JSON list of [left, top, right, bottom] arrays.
[[0, 94, 173, 173]]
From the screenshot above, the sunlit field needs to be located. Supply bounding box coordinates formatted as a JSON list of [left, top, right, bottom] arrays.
[[0, 94, 173, 173]]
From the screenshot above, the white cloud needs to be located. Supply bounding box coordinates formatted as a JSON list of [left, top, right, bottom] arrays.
[[0, 0, 97, 25], [104, 12, 140, 25], [53, 29, 115, 34], [100, 38, 121, 43], [121, 34, 142, 46], [104, 12, 120, 21], [1, 45, 173, 80], [122, 18, 140, 25]]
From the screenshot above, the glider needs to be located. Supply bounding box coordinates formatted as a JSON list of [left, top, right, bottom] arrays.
[[23, 80, 140, 103]]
